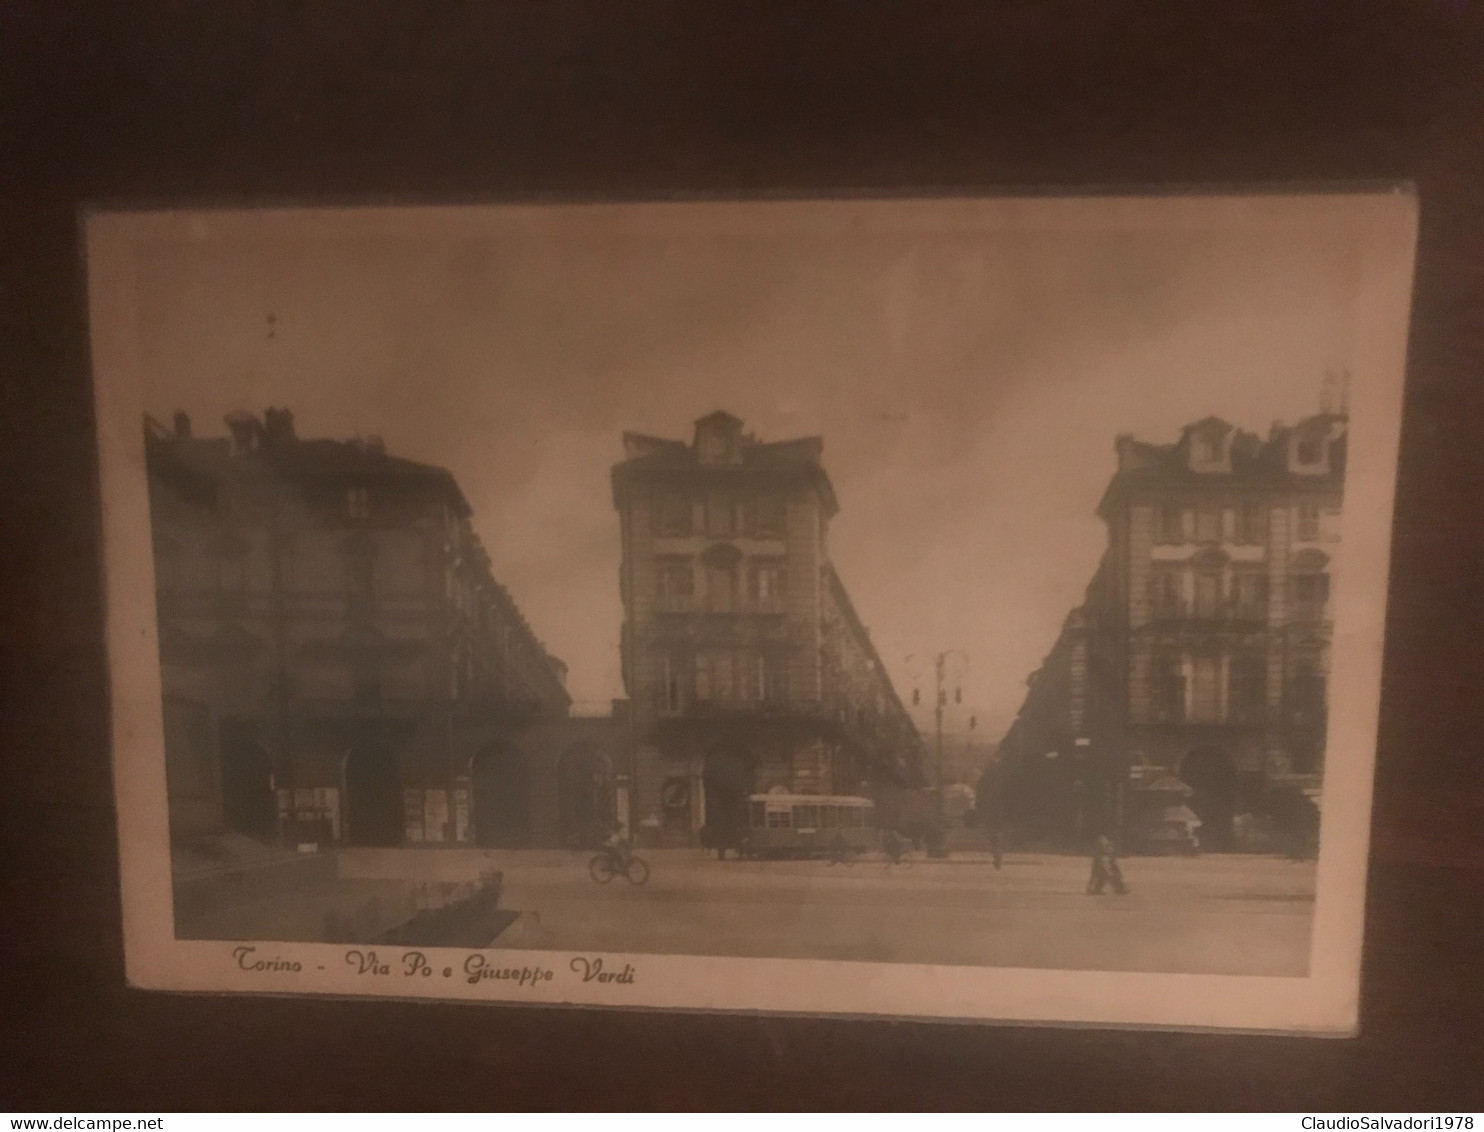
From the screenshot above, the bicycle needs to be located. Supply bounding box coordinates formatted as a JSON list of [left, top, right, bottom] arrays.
[[589, 847, 651, 885]]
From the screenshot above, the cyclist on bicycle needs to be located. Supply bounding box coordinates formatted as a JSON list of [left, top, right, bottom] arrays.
[[602, 822, 633, 868]]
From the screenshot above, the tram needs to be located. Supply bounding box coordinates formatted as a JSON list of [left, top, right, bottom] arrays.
[[738, 793, 879, 859]]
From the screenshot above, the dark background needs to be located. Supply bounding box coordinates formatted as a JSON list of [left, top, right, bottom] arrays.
[[3, 0, 1482, 1110]]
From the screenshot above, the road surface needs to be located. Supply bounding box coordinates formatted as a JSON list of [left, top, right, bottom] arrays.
[[337, 848, 1316, 976]]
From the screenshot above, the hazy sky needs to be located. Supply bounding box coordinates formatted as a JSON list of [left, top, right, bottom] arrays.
[[120, 194, 1399, 740]]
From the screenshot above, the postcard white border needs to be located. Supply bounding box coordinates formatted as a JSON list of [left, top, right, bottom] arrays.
[[87, 191, 1418, 1034]]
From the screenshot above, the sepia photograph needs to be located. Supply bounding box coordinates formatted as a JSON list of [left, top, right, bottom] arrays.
[[86, 190, 1417, 1031]]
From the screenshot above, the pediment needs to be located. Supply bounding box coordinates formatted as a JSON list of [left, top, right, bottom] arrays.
[[1290, 548, 1330, 571], [1191, 546, 1230, 569]]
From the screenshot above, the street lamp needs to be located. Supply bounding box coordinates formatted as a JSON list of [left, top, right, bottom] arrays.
[[907, 649, 970, 792]]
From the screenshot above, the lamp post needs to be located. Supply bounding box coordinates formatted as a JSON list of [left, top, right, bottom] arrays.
[[908, 650, 970, 792]]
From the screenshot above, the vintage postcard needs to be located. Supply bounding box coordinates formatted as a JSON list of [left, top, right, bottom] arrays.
[[87, 190, 1416, 1032]]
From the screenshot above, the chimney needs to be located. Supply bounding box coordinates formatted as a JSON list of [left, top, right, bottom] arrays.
[[224, 410, 261, 456], [172, 411, 191, 439], [262, 407, 296, 447], [1114, 433, 1136, 470]]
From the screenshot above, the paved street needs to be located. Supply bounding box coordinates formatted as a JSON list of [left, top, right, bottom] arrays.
[[337, 848, 1316, 977]]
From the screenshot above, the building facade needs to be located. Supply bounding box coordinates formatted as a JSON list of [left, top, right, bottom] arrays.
[[1003, 411, 1343, 853], [146, 408, 608, 852], [611, 411, 927, 848]]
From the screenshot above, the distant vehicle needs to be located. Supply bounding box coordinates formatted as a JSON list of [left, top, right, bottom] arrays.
[[738, 793, 879, 860]]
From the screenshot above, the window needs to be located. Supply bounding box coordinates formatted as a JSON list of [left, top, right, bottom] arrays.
[[706, 561, 737, 612], [729, 499, 750, 536], [1297, 437, 1323, 465], [707, 495, 734, 537], [1233, 571, 1268, 618], [758, 653, 787, 701], [750, 562, 787, 610], [700, 430, 729, 464], [1229, 654, 1266, 724], [1153, 657, 1185, 722], [1195, 506, 1221, 543], [1238, 502, 1267, 545], [1297, 501, 1321, 541], [1157, 504, 1185, 544], [695, 652, 738, 701], [1150, 568, 1183, 617], [658, 494, 692, 535], [748, 654, 767, 701], [756, 496, 785, 537], [656, 557, 694, 601], [1190, 656, 1221, 722], [1291, 572, 1329, 619], [1193, 433, 1221, 464], [766, 808, 791, 829], [346, 487, 371, 521], [794, 805, 820, 830], [820, 806, 839, 829], [1194, 571, 1222, 618], [712, 652, 735, 701], [1290, 656, 1327, 726]]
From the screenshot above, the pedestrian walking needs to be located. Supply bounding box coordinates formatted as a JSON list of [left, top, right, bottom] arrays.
[[1086, 833, 1128, 895]]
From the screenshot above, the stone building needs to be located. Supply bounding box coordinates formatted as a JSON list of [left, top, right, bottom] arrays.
[[611, 411, 927, 848], [1002, 410, 1343, 853], [145, 408, 610, 852]]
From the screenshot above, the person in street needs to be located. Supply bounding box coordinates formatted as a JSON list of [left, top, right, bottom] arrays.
[[990, 827, 1005, 871], [603, 822, 633, 869], [1086, 832, 1128, 895]]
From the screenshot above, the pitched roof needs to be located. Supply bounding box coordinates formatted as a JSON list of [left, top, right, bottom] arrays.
[[694, 409, 744, 430], [146, 425, 473, 516], [1099, 413, 1347, 517]]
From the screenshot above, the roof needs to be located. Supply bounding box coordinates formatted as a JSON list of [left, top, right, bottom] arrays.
[[694, 409, 744, 430], [1099, 413, 1347, 517], [146, 422, 474, 517], [611, 415, 839, 515]]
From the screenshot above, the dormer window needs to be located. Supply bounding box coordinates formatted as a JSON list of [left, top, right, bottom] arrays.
[[700, 430, 729, 464], [1185, 417, 1235, 473], [1288, 417, 1338, 474], [693, 410, 745, 465]]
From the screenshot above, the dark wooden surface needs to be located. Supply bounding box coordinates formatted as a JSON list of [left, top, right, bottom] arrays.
[[3, 1, 1483, 1110]]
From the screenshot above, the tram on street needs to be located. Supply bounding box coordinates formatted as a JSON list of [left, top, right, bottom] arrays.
[[739, 793, 879, 859]]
